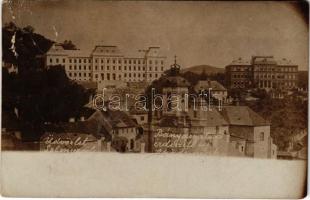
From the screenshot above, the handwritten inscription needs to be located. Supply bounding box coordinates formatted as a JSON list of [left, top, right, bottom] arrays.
[[41, 134, 97, 152], [154, 128, 223, 153]]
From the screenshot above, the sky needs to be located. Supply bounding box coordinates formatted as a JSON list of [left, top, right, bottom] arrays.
[[2, 0, 309, 70]]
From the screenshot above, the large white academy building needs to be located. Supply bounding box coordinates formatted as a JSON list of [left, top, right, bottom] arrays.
[[45, 44, 167, 88]]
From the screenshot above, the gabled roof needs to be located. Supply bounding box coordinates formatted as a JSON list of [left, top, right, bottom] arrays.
[[189, 108, 228, 127], [194, 80, 226, 91], [43, 119, 106, 139], [220, 106, 269, 126], [101, 109, 138, 128], [46, 44, 91, 57], [158, 115, 190, 128]]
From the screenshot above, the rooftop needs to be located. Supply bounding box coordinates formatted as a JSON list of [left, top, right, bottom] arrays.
[[220, 106, 270, 126], [194, 80, 226, 91]]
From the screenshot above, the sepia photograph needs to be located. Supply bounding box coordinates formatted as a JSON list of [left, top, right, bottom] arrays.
[[0, 0, 308, 198]]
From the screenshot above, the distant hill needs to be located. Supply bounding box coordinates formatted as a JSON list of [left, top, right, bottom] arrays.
[[181, 65, 224, 74]]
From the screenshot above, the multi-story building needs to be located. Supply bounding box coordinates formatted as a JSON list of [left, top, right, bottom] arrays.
[[45, 43, 167, 89], [226, 56, 298, 90], [148, 61, 277, 158]]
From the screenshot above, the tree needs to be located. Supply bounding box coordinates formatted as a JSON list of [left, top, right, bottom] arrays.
[[2, 23, 93, 140]]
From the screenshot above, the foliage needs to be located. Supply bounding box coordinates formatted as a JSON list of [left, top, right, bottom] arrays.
[[2, 22, 92, 140], [244, 91, 307, 150]]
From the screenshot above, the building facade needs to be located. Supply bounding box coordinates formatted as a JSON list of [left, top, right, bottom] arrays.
[[149, 61, 277, 158], [226, 56, 298, 90], [45, 44, 167, 88]]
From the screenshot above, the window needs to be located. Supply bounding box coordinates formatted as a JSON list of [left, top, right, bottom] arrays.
[[69, 66, 72, 70], [259, 132, 264, 141], [63, 58, 65, 63], [56, 58, 59, 63], [69, 59, 72, 63], [141, 116, 144, 121], [79, 59, 81, 63], [149, 60, 152, 64], [119, 66, 121, 70]]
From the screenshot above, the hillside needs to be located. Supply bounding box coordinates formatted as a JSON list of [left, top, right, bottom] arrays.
[[181, 65, 224, 74]]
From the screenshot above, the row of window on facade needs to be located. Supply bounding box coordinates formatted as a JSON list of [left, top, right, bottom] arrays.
[[232, 81, 248, 87], [254, 66, 297, 72], [49, 57, 164, 65], [67, 72, 162, 80], [258, 80, 296, 88], [67, 65, 164, 72], [232, 73, 296, 79], [231, 66, 297, 72], [232, 74, 250, 78], [255, 74, 296, 80]]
